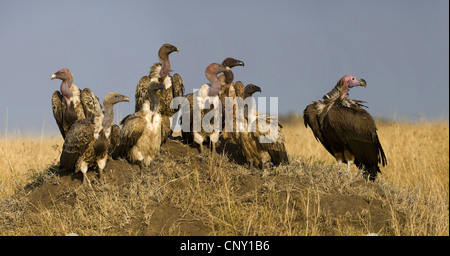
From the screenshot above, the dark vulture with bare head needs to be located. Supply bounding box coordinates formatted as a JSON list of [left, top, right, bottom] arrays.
[[59, 92, 129, 186], [303, 75, 387, 181], [228, 83, 289, 169], [113, 82, 166, 168], [51, 68, 102, 139], [135, 43, 180, 144]]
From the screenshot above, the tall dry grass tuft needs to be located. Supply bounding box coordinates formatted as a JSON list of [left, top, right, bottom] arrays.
[[0, 135, 63, 197]]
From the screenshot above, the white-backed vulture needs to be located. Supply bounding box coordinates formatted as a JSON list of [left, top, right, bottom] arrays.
[[59, 93, 129, 185], [228, 84, 289, 169], [113, 82, 165, 168], [51, 68, 102, 139], [303, 75, 387, 181], [135, 43, 180, 144], [181, 63, 230, 154], [181, 57, 244, 144]]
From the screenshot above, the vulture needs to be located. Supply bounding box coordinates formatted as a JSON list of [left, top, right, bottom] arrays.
[[60, 93, 130, 186], [181, 63, 230, 154], [51, 68, 102, 139], [218, 58, 245, 139], [303, 75, 387, 181], [135, 43, 182, 144], [181, 57, 244, 144], [113, 82, 166, 168], [228, 84, 289, 169], [102, 94, 130, 155], [218, 57, 245, 93]]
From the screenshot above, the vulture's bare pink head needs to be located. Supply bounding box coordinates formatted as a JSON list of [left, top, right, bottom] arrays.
[[205, 63, 231, 96], [51, 68, 74, 100], [50, 68, 73, 81], [205, 63, 231, 80], [339, 75, 366, 99]]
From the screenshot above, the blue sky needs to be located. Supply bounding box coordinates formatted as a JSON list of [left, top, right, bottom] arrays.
[[0, 0, 448, 135]]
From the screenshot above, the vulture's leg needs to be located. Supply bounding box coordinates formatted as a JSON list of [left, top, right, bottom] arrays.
[[83, 173, 92, 188], [199, 143, 204, 154], [97, 156, 107, 180], [335, 152, 344, 173], [80, 161, 92, 188], [344, 151, 354, 176], [193, 132, 204, 154], [347, 161, 353, 175], [211, 141, 216, 155], [337, 160, 344, 172], [209, 142, 215, 162]]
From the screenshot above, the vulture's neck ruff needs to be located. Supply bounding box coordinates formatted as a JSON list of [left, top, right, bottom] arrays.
[[323, 76, 366, 104], [323, 80, 347, 103]]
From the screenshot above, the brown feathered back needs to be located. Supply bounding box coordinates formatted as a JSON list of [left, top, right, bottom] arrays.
[[322, 102, 387, 178]]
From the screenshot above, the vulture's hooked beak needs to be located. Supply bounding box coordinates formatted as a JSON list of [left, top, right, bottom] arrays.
[[174, 46, 179, 52], [50, 73, 57, 80], [359, 78, 367, 87], [237, 60, 245, 67], [123, 96, 130, 102], [255, 86, 262, 93]]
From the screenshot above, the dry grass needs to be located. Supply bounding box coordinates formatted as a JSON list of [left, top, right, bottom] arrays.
[[0, 117, 448, 236], [0, 135, 63, 197], [283, 116, 449, 198]]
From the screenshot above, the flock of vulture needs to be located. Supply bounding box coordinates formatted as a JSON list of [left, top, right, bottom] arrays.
[[50, 43, 387, 186]]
